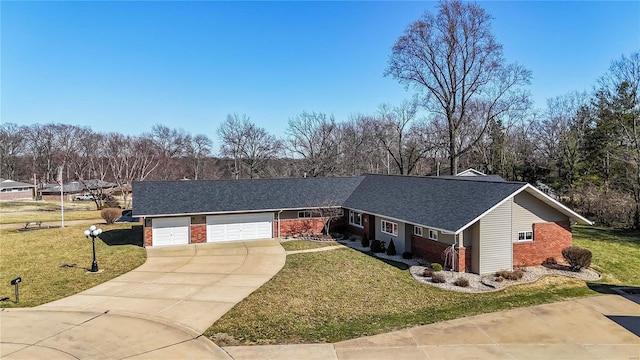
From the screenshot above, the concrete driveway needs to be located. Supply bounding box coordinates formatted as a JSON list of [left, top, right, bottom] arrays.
[[1, 240, 285, 359]]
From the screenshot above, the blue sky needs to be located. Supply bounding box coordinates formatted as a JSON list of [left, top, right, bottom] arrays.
[[2, 1, 639, 146]]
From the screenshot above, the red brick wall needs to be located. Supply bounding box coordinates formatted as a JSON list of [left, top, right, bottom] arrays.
[[144, 226, 152, 247], [411, 235, 450, 265], [274, 218, 326, 237], [456, 247, 473, 272], [0, 190, 34, 201], [190, 224, 206, 243], [513, 221, 572, 266]]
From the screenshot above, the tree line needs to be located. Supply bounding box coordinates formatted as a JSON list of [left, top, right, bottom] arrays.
[[1, 1, 638, 228]]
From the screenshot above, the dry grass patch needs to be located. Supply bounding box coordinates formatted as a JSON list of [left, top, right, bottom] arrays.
[[0, 210, 102, 225], [206, 248, 593, 344], [0, 223, 146, 307], [280, 240, 340, 251]]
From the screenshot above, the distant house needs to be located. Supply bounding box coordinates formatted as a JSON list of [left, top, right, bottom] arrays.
[[0, 179, 36, 201], [39, 180, 116, 201], [133, 174, 591, 274]]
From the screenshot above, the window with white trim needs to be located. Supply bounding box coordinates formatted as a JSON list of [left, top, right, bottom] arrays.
[[414, 226, 423, 237], [428, 229, 438, 241], [349, 211, 363, 227], [298, 211, 312, 218], [381, 220, 398, 236], [518, 231, 533, 242]]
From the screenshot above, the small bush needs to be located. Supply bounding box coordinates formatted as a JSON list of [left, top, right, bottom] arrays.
[[542, 257, 557, 267], [495, 276, 504, 282], [370, 239, 386, 253], [494, 269, 524, 281], [562, 246, 592, 272], [431, 263, 443, 272], [402, 251, 413, 259], [386, 239, 397, 255], [422, 268, 434, 277], [104, 198, 120, 209], [454, 277, 470, 287], [360, 233, 370, 247], [101, 208, 121, 224], [431, 273, 446, 283]]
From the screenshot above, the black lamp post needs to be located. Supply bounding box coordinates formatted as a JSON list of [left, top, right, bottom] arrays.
[[84, 225, 102, 272]]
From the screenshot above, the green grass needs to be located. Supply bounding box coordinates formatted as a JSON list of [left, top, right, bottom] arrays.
[[0, 223, 146, 307], [206, 226, 639, 345], [281, 240, 340, 251], [0, 200, 95, 212]]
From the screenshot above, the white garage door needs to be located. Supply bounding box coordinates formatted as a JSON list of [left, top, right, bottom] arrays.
[[207, 213, 273, 243], [152, 217, 190, 246]]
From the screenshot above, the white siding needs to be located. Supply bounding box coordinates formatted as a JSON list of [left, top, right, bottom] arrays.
[[479, 199, 513, 274], [512, 191, 568, 242], [374, 217, 408, 254]]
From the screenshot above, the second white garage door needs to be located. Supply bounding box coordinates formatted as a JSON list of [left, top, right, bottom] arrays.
[[206, 213, 273, 242]]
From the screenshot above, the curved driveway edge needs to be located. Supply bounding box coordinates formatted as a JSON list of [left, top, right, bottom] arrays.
[[224, 294, 640, 360], [37, 239, 286, 333], [0, 308, 230, 359]]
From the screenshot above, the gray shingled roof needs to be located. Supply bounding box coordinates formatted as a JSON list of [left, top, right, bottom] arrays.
[[0, 179, 35, 189], [343, 174, 525, 233], [133, 176, 366, 216]]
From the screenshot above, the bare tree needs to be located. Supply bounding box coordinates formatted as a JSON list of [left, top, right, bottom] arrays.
[[373, 101, 437, 175], [385, 0, 531, 175], [150, 124, 187, 180], [337, 114, 382, 176], [317, 200, 343, 235], [241, 124, 282, 178], [185, 134, 212, 180], [286, 112, 339, 177], [218, 114, 250, 179], [0, 123, 26, 180]]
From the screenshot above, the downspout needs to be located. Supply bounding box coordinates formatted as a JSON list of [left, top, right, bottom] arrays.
[[277, 210, 283, 239]]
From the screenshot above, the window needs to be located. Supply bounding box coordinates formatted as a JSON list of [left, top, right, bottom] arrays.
[[414, 226, 423, 237], [428, 229, 438, 241], [381, 220, 398, 236], [298, 211, 312, 218], [518, 231, 533, 242], [349, 211, 363, 227]]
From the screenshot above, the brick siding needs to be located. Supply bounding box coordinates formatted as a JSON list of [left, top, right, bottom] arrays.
[[411, 235, 450, 265], [274, 218, 326, 237], [143, 226, 152, 247], [0, 190, 34, 201], [513, 221, 572, 266], [190, 224, 206, 243]]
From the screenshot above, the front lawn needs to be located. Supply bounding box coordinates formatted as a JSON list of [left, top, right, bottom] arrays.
[[206, 226, 638, 344], [0, 210, 102, 225], [280, 240, 340, 251], [0, 223, 146, 307]]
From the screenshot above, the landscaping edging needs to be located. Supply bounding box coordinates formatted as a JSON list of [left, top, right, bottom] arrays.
[[410, 265, 601, 293]]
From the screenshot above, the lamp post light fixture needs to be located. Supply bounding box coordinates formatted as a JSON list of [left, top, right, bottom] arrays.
[[84, 225, 102, 272]]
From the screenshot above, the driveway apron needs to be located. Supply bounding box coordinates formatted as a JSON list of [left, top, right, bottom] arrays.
[[1, 240, 285, 359], [38, 239, 286, 333]]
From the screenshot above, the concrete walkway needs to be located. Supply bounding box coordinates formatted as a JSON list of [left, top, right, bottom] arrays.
[[224, 294, 640, 360], [1, 240, 286, 359], [286, 244, 345, 255]]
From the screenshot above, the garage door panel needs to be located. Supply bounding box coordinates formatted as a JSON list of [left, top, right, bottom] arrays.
[[206, 213, 273, 243], [152, 217, 190, 246]]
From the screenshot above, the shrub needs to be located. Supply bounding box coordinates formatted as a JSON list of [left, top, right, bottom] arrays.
[[494, 276, 504, 282], [454, 277, 470, 287], [542, 257, 557, 267], [431, 263, 443, 272], [104, 198, 120, 209], [101, 208, 121, 224], [402, 251, 413, 259], [386, 239, 397, 255], [370, 239, 386, 253], [360, 233, 370, 247], [494, 269, 524, 281], [431, 273, 446, 283], [422, 268, 433, 277], [562, 246, 592, 272]]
